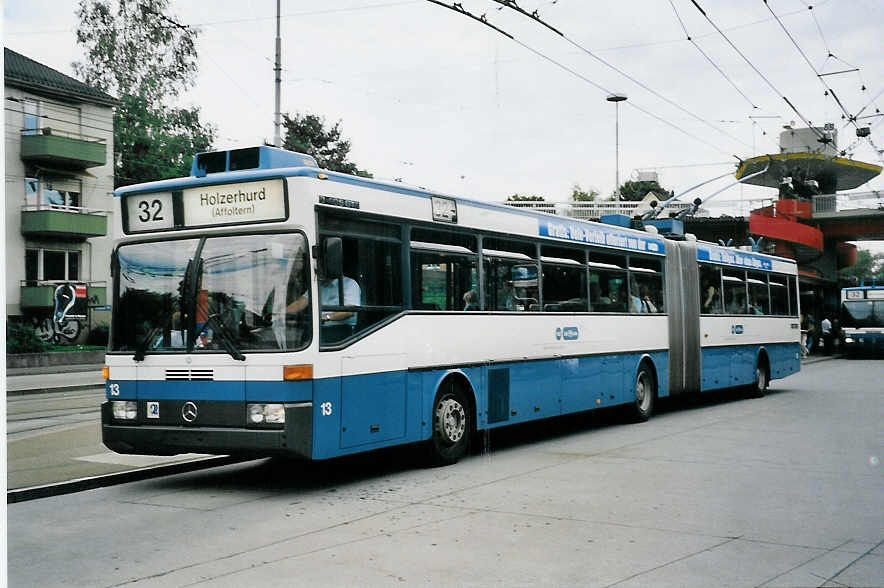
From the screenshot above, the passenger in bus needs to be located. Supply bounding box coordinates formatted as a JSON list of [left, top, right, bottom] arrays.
[[727, 291, 747, 314], [702, 279, 720, 313], [463, 289, 479, 311], [628, 278, 643, 313], [748, 294, 764, 315], [639, 284, 658, 313], [501, 280, 516, 311]]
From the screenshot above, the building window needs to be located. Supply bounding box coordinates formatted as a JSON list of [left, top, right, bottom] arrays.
[[25, 249, 39, 284], [25, 249, 81, 282], [24, 178, 82, 209], [22, 99, 40, 135]]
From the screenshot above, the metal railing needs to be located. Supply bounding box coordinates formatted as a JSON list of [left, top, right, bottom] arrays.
[[20, 127, 106, 144], [501, 200, 692, 220], [20, 280, 107, 288], [812, 195, 837, 213], [22, 203, 108, 216]]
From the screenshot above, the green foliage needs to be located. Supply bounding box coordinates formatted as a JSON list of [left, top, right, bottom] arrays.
[[282, 113, 371, 177], [570, 184, 599, 202], [73, 0, 215, 186], [7, 321, 50, 354], [615, 180, 673, 202], [507, 194, 546, 201], [840, 249, 884, 285]]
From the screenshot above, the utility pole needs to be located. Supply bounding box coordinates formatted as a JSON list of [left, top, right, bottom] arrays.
[[273, 0, 282, 147]]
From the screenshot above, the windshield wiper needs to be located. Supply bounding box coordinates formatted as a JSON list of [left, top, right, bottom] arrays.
[[133, 326, 161, 362], [201, 310, 246, 361]]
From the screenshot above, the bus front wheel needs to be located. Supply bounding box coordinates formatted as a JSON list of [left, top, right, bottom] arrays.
[[428, 383, 471, 466]]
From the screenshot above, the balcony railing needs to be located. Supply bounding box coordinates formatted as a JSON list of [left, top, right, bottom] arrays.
[[20, 280, 108, 310], [20, 204, 108, 240], [20, 127, 107, 169]]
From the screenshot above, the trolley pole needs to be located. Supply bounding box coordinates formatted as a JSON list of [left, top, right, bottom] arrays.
[[273, 0, 282, 147]]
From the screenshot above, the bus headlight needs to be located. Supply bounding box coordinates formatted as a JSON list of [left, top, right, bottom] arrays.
[[248, 403, 285, 424], [844, 337, 854, 343], [112, 401, 138, 420]]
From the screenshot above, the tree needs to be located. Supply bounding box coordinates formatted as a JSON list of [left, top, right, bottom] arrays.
[[570, 184, 599, 202], [615, 180, 673, 202], [507, 194, 545, 201], [840, 249, 884, 285], [73, 0, 215, 186], [282, 113, 371, 177]]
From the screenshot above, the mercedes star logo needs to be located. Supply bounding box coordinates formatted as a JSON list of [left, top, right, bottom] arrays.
[[181, 401, 198, 423]]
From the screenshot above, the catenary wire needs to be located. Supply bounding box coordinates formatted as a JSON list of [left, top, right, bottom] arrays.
[[489, 0, 754, 150], [426, 0, 741, 158]]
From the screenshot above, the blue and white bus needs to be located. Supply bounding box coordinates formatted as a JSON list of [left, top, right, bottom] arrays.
[[841, 285, 884, 355], [102, 146, 801, 464]]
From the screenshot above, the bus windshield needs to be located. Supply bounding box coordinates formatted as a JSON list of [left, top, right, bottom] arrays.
[[841, 300, 884, 329], [112, 233, 311, 355]]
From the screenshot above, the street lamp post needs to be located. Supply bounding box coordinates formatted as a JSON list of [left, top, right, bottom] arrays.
[[607, 93, 627, 201]]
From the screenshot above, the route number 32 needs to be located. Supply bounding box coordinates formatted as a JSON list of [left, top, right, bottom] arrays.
[[128, 192, 173, 231], [137, 199, 164, 222]]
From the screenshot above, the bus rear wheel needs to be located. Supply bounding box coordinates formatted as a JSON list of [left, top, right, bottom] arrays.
[[629, 363, 656, 423], [428, 383, 471, 466], [747, 363, 768, 398]]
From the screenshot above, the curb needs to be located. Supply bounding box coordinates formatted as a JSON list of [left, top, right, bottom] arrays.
[[6, 383, 106, 397], [7, 455, 247, 504]]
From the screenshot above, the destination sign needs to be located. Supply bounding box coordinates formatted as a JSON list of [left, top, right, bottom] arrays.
[[539, 218, 664, 255], [183, 179, 286, 227]]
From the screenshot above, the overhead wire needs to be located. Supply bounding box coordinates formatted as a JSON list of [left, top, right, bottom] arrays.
[[489, 0, 754, 150], [761, 0, 856, 130], [668, 0, 760, 111], [425, 1, 739, 158], [688, 0, 827, 143]]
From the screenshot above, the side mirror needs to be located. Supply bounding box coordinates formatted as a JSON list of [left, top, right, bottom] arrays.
[[322, 237, 343, 279]]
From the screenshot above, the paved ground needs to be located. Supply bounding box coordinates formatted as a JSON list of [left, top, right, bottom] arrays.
[[6, 357, 882, 587]]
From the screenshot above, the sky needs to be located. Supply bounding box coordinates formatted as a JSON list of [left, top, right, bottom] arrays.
[[4, 0, 884, 251]]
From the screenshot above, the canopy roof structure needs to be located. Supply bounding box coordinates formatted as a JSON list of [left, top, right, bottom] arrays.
[[735, 152, 881, 193]]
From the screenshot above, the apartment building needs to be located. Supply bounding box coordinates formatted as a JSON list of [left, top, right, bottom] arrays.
[[4, 47, 117, 341]]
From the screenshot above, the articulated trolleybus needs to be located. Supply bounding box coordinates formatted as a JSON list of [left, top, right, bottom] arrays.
[[102, 146, 801, 464]]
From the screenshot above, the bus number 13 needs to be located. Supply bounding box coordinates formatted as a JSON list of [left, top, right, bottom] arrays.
[[320, 402, 333, 416]]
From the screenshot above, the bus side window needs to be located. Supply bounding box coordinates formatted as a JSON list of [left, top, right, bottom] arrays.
[[699, 264, 722, 314], [628, 255, 664, 313], [769, 275, 789, 315], [722, 269, 747, 314], [589, 250, 627, 312], [409, 228, 478, 312], [318, 223, 403, 345], [747, 271, 770, 315], [482, 237, 538, 312], [541, 245, 587, 312]]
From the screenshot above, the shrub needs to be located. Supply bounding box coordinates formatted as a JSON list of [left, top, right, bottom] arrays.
[[7, 321, 51, 354], [86, 325, 109, 346]]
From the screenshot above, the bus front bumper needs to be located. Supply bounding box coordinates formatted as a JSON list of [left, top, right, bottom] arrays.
[[101, 402, 313, 459]]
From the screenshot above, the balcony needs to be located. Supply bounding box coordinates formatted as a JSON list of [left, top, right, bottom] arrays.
[[20, 127, 107, 169], [20, 281, 107, 311], [20, 204, 107, 240]]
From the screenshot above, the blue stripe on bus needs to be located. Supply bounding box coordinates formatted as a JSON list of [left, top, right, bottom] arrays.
[[106, 379, 313, 402]]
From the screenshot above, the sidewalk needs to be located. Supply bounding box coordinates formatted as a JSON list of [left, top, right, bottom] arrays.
[[6, 364, 105, 395]]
